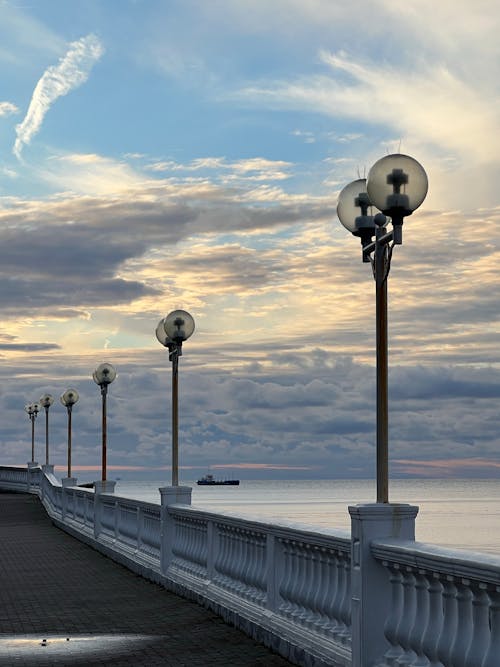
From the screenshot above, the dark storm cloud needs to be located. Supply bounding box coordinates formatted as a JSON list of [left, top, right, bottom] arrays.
[[0, 185, 333, 315], [0, 276, 156, 310], [0, 342, 60, 351]]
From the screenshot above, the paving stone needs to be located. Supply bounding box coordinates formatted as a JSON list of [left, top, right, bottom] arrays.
[[0, 493, 293, 666]]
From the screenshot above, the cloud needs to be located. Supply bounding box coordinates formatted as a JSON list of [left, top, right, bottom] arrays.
[[13, 34, 104, 158], [0, 102, 18, 116], [231, 49, 500, 167], [0, 342, 60, 351]]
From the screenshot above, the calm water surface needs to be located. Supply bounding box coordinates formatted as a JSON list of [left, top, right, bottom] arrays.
[[114, 478, 500, 555]]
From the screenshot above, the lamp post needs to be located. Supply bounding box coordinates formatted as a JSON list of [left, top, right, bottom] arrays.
[[337, 153, 428, 503], [39, 393, 54, 466], [156, 309, 195, 486], [60, 389, 79, 478], [93, 362, 116, 483], [24, 402, 40, 464]]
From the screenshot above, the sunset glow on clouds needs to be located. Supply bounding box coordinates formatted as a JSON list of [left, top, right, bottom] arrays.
[[0, 0, 499, 481]]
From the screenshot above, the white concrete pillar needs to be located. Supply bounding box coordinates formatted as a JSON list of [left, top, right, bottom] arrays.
[[61, 478, 78, 521], [349, 503, 418, 667], [26, 462, 39, 492], [159, 486, 192, 574], [92, 480, 116, 539]]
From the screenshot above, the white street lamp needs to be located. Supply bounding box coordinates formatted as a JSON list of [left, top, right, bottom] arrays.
[[337, 154, 428, 503], [156, 310, 195, 486]]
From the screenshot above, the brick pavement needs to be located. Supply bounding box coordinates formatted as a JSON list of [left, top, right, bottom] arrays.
[[0, 492, 294, 667]]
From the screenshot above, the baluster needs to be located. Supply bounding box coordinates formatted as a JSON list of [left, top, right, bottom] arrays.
[[322, 550, 340, 635], [254, 533, 266, 599], [395, 568, 418, 666], [229, 527, 240, 585], [378, 563, 405, 667], [311, 546, 327, 632], [330, 550, 346, 640], [225, 527, 236, 582], [242, 530, 253, 594], [189, 520, 197, 566], [222, 526, 235, 583], [233, 529, 247, 593], [201, 522, 208, 570], [299, 544, 317, 626], [338, 553, 352, 644], [217, 526, 231, 581], [482, 585, 500, 667], [436, 576, 458, 667], [278, 540, 294, 616], [250, 533, 264, 599], [191, 521, 200, 567], [315, 548, 332, 633], [175, 517, 186, 561], [408, 570, 430, 667], [465, 583, 489, 667], [420, 573, 444, 667], [172, 517, 182, 559], [287, 543, 303, 619], [192, 520, 201, 567], [242, 531, 255, 595], [310, 546, 326, 627], [196, 522, 205, 567], [449, 579, 473, 667], [183, 519, 192, 564], [300, 544, 316, 624], [289, 543, 306, 621], [256, 535, 267, 596]]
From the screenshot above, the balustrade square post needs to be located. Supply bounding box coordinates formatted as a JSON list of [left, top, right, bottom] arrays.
[[266, 532, 280, 612], [60, 478, 75, 524], [349, 503, 418, 667], [40, 465, 53, 502], [27, 462, 38, 493], [61, 478, 77, 521], [159, 486, 192, 574]]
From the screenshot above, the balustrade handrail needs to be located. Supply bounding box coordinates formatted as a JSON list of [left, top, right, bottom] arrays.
[[372, 537, 500, 584], [168, 503, 352, 552]]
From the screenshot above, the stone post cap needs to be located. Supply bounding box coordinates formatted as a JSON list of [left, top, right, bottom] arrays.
[[94, 480, 116, 494], [159, 485, 192, 506], [348, 502, 419, 520], [61, 477, 78, 487]]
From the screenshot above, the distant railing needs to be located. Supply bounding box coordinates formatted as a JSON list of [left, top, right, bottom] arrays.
[[3, 465, 500, 667]]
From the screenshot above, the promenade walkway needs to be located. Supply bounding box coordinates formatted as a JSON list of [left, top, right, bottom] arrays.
[[0, 492, 293, 667]]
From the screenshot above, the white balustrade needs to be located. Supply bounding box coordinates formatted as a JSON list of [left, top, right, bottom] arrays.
[[372, 540, 500, 667], [13, 466, 500, 667]]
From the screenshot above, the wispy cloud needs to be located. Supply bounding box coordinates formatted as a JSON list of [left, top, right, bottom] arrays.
[[13, 34, 104, 159], [0, 102, 18, 116]]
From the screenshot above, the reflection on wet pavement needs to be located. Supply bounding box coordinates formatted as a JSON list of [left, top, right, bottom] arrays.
[[0, 634, 161, 664]]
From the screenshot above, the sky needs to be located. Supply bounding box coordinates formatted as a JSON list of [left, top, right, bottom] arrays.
[[0, 0, 499, 483]]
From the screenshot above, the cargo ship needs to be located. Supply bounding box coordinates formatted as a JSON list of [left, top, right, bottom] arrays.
[[197, 473, 240, 486]]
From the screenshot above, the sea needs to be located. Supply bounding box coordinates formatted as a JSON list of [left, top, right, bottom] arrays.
[[111, 478, 500, 556]]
